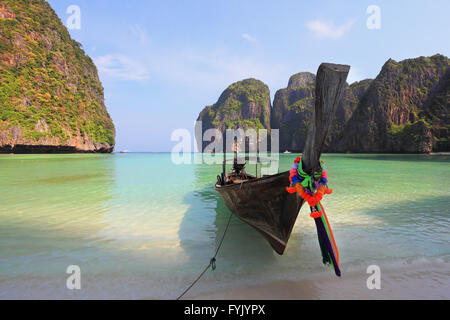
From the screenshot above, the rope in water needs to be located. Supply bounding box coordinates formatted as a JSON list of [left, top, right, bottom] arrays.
[[176, 210, 234, 300]]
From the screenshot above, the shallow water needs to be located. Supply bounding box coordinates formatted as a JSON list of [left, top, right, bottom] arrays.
[[0, 153, 449, 299]]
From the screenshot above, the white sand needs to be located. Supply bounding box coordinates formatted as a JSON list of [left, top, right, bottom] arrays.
[[190, 260, 450, 300]]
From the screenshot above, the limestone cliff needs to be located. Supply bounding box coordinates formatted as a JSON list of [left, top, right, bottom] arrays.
[[331, 54, 449, 153], [197, 55, 449, 154], [0, 0, 115, 153], [197, 78, 271, 151], [271, 73, 371, 152]]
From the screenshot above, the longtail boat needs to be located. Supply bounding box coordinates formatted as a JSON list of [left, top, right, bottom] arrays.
[[215, 63, 350, 255]]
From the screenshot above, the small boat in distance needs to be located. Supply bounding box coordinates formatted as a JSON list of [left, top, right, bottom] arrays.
[[119, 150, 130, 153], [215, 63, 350, 254], [283, 150, 292, 154]]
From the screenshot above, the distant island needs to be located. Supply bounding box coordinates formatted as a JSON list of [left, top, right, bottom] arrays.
[[0, 0, 115, 153], [198, 54, 449, 154]]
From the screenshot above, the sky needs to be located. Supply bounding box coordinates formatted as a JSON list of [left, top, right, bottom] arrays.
[[47, 0, 450, 152]]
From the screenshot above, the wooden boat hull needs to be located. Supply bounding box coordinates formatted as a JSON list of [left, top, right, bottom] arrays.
[[215, 171, 303, 255]]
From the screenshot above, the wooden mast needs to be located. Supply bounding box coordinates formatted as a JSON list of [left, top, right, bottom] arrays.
[[302, 63, 350, 173]]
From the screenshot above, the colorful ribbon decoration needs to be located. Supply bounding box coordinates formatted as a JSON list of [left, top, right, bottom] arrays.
[[286, 156, 340, 277]]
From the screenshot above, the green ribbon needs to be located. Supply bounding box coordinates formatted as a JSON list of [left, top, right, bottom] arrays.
[[298, 161, 324, 191], [299, 169, 314, 190]]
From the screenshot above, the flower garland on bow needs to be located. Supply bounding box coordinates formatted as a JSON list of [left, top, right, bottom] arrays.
[[286, 157, 333, 208]]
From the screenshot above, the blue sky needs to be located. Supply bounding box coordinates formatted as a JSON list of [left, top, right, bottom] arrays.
[[47, 0, 450, 152]]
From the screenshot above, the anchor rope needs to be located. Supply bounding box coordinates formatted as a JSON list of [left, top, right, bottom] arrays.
[[176, 209, 234, 300]]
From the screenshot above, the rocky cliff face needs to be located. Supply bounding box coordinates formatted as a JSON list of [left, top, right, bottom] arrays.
[[0, 0, 115, 153], [331, 54, 449, 153], [197, 55, 449, 154], [197, 78, 271, 151], [271, 73, 372, 152], [271, 72, 315, 152]]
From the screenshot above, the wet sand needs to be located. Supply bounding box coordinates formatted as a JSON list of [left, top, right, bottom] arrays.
[[0, 259, 448, 299], [191, 260, 450, 300]]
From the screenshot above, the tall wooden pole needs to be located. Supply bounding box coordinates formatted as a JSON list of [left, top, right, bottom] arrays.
[[302, 63, 350, 174]]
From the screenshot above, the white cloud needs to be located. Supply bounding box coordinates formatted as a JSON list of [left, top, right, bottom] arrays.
[[306, 19, 355, 39], [241, 33, 256, 42], [94, 54, 149, 81], [147, 47, 287, 92], [93, 27, 287, 90]]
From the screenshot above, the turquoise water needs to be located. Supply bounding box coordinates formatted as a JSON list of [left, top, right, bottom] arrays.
[[0, 153, 449, 299]]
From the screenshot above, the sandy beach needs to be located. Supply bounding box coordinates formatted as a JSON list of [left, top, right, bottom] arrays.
[[191, 258, 450, 300], [0, 256, 448, 300]]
